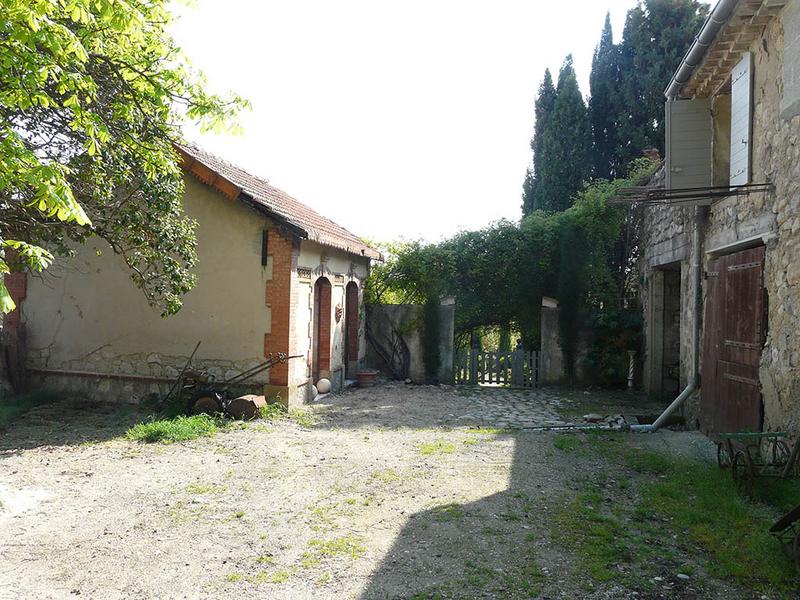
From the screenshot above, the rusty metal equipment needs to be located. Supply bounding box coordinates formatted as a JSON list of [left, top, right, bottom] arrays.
[[716, 431, 800, 481], [769, 505, 800, 573], [184, 353, 302, 416]]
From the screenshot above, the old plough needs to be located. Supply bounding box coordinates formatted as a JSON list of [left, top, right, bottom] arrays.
[[162, 343, 301, 418], [716, 431, 800, 481], [716, 431, 800, 572]]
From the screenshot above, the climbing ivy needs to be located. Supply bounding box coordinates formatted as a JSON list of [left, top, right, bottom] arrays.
[[365, 159, 657, 379], [421, 297, 442, 381]]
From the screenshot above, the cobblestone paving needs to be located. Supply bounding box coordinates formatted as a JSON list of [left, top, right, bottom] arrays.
[[452, 387, 575, 429], [317, 382, 668, 431]]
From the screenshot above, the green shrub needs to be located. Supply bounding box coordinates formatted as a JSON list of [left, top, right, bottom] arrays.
[[258, 402, 288, 421], [126, 414, 218, 443]]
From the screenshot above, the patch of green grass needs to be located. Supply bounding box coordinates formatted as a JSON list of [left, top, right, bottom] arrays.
[[186, 482, 227, 495], [637, 457, 800, 589], [317, 570, 332, 585], [258, 403, 287, 421], [411, 521, 545, 599], [464, 560, 497, 587], [554, 433, 800, 594], [253, 569, 292, 583], [289, 408, 316, 427], [552, 434, 580, 452], [126, 414, 219, 443], [301, 535, 366, 568], [500, 511, 522, 522], [418, 439, 456, 456], [431, 503, 465, 522], [166, 500, 202, 524], [257, 403, 316, 427], [552, 488, 636, 582], [311, 535, 366, 559], [0, 392, 59, 427], [255, 555, 274, 565], [307, 500, 343, 531], [371, 468, 401, 483], [226, 567, 293, 584]]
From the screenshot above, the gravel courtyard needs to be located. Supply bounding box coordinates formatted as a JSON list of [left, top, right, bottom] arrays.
[[0, 384, 795, 599]]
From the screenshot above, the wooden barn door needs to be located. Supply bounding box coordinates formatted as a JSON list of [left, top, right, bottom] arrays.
[[701, 246, 766, 435]]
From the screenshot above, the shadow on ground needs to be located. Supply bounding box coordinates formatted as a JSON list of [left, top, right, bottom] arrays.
[[356, 432, 718, 600], [0, 398, 143, 455], [312, 383, 720, 599]]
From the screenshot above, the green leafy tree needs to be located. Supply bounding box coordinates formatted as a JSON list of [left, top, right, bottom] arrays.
[[589, 13, 620, 180], [0, 0, 249, 315], [536, 56, 592, 213], [521, 69, 556, 216], [614, 0, 707, 173]]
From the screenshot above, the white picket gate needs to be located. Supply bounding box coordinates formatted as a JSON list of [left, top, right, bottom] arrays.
[[453, 348, 538, 387]]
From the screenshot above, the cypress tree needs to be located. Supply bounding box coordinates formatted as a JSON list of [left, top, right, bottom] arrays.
[[521, 69, 556, 216], [614, 0, 707, 173], [589, 13, 619, 180], [536, 56, 592, 213]]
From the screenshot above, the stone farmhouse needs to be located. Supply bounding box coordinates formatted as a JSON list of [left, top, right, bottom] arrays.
[[639, 0, 800, 435], [6, 144, 381, 406]]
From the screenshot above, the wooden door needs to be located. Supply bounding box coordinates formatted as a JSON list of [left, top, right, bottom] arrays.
[[700, 246, 765, 435]]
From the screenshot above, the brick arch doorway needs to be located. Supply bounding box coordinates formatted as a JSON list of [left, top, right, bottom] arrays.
[[344, 282, 359, 379], [312, 277, 332, 383]]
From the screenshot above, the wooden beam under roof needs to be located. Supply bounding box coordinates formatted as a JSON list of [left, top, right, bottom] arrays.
[[681, 0, 785, 98]]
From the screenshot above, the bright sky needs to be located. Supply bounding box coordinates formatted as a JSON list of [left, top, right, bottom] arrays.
[[171, 1, 704, 244]]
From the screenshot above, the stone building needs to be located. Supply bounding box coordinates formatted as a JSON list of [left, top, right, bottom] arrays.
[[639, 0, 800, 435], [4, 144, 381, 406]]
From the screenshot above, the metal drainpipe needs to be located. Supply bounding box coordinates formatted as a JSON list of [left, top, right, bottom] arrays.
[[632, 206, 703, 433]]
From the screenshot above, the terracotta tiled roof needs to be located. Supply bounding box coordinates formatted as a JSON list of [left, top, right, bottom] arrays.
[[176, 143, 381, 260]]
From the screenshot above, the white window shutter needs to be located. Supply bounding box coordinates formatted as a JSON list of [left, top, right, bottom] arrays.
[[665, 98, 712, 190], [730, 53, 752, 186]]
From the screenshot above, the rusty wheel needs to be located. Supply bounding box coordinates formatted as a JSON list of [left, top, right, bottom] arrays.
[[717, 442, 731, 469], [732, 450, 750, 482], [769, 439, 791, 468], [191, 394, 223, 415]]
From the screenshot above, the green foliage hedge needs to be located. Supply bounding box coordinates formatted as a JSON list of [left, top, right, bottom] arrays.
[[366, 159, 657, 381]]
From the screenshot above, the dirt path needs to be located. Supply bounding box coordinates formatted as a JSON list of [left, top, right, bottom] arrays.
[[0, 384, 786, 599]]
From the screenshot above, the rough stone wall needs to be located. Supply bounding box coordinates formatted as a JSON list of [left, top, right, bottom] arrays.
[[641, 13, 800, 433], [639, 166, 700, 410], [728, 16, 800, 433], [699, 17, 799, 433]]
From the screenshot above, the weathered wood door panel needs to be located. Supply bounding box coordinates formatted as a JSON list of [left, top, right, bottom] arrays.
[[700, 246, 765, 435]]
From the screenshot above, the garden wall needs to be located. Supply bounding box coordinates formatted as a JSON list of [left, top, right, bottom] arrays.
[[365, 301, 455, 384]]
